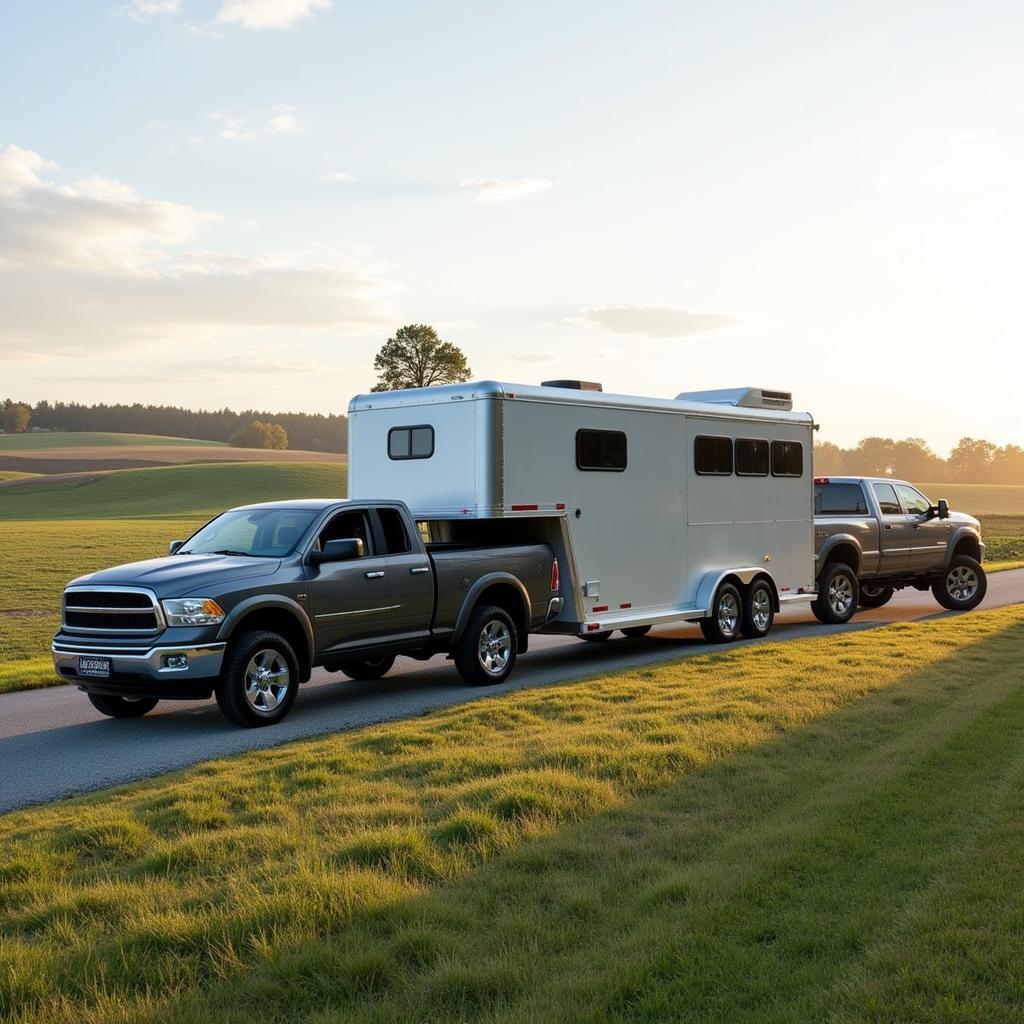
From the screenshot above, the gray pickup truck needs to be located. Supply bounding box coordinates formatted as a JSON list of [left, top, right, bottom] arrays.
[[813, 476, 987, 615], [52, 499, 560, 726]]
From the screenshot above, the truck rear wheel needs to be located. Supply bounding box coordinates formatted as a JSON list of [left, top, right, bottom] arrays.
[[335, 655, 396, 681], [858, 583, 894, 608], [87, 694, 159, 718], [453, 604, 518, 686], [811, 562, 858, 624], [932, 556, 987, 611], [699, 582, 743, 643], [215, 630, 299, 727], [740, 579, 775, 639]]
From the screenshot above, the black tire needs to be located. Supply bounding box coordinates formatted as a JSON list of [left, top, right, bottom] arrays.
[[858, 583, 895, 609], [453, 604, 518, 686], [811, 562, 859, 624], [215, 630, 299, 727], [932, 556, 987, 611], [580, 630, 613, 642], [87, 693, 159, 718], [740, 579, 775, 639], [699, 582, 743, 643], [621, 625, 652, 638], [334, 655, 396, 681]]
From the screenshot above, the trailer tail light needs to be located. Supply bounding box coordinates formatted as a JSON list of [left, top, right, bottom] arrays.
[[586, 623, 603, 632], [550, 558, 560, 592]]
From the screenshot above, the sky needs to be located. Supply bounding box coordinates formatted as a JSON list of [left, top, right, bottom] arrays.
[[1, 0, 1022, 452]]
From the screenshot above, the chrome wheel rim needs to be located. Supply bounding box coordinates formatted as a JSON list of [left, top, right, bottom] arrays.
[[946, 565, 978, 602], [828, 574, 854, 616], [244, 648, 291, 715], [717, 591, 740, 636], [751, 588, 772, 631], [478, 620, 512, 676]]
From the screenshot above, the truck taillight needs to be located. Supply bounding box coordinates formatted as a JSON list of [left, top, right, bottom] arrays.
[[814, 477, 829, 484], [550, 558, 560, 592]]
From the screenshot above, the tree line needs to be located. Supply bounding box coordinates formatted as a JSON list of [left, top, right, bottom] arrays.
[[1, 399, 347, 453], [814, 436, 1023, 484]]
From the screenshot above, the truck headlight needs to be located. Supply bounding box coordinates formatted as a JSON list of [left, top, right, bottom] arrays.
[[162, 598, 225, 626]]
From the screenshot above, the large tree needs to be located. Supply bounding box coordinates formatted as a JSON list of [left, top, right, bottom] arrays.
[[371, 324, 471, 391], [1, 400, 31, 433]]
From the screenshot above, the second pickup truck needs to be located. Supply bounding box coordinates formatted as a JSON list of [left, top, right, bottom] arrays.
[[52, 499, 560, 726]]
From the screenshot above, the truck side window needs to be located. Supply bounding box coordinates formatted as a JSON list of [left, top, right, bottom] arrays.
[[694, 435, 733, 475], [377, 508, 412, 554], [576, 429, 627, 471], [318, 510, 371, 554], [896, 484, 930, 515], [770, 440, 803, 477], [735, 438, 769, 476], [388, 425, 434, 460], [872, 482, 901, 515], [815, 483, 868, 515]]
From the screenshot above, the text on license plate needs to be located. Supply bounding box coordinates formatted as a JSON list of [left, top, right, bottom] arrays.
[[78, 656, 111, 678]]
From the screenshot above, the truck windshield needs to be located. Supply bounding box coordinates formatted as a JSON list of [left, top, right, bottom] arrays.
[[180, 509, 319, 557]]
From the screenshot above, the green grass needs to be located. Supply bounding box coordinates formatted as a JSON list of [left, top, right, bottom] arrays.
[[0, 608, 1021, 1023], [914, 482, 1024, 516], [0, 461, 346, 521], [0, 432, 225, 450]]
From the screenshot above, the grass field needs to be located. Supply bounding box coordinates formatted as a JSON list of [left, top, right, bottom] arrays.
[[0, 471, 38, 483], [914, 482, 1024, 516], [0, 432, 226, 450], [0, 607, 1021, 1023]]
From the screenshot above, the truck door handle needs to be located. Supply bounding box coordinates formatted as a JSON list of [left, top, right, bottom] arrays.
[[409, 567, 430, 574], [364, 571, 385, 579], [884, 524, 893, 530]]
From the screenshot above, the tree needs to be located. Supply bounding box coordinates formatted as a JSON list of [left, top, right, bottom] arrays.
[[990, 444, 1024, 485], [947, 437, 996, 482], [229, 420, 288, 450], [890, 437, 945, 482], [845, 436, 895, 476], [1, 400, 31, 433], [371, 324, 471, 391], [812, 441, 844, 475]]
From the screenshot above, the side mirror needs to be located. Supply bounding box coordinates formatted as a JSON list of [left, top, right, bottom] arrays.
[[936, 498, 950, 520], [309, 537, 364, 565], [169, 540, 185, 555]]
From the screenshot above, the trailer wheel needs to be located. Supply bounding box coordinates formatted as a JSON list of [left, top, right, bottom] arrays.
[[87, 694, 159, 718], [215, 630, 299, 727], [740, 579, 775, 639], [932, 556, 987, 611], [621, 625, 652, 638], [580, 630, 613, 642], [453, 604, 518, 685], [811, 563, 858, 624], [858, 583, 894, 608], [699, 582, 743, 643], [334, 655, 396, 681]]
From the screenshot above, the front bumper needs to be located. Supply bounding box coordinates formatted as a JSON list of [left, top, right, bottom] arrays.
[[51, 638, 226, 699]]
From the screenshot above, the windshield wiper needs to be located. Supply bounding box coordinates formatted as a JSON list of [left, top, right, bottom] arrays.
[[209, 549, 260, 557]]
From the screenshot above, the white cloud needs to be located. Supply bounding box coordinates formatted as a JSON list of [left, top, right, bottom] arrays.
[[266, 112, 300, 135], [0, 144, 398, 359], [459, 176, 554, 204], [568, 304, 739, 338], [216, 0, 331, 30], [319, 171, 355, 184], [208, 107, 300, 140], [122, 0, 182, 20]]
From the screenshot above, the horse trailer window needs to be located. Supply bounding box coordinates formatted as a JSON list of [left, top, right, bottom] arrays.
[[735, 438, 769, 476], [576, 429, 627, 472], [388, 425, 435, 460], [771, 440, 803, 477], [694, 435, 733, 475]]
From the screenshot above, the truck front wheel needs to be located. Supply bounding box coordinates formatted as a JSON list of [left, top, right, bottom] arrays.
[[87, 694, 159, 718], [453, 605, 518, 686], [932, 556, 987, 611], [811, 563, 858, 624], [215, 630, 299, 727]]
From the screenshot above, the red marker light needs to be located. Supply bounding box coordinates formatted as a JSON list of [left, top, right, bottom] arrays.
[[550, 558, 560, 592], [814, 477, 829, 484]]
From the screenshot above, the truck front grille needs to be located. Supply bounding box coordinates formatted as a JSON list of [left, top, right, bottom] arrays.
[[62, 588, 162, 634]]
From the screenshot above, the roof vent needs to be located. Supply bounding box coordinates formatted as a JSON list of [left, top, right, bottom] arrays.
[[541, 379, 603, 392], [675, 387, 793, 411]]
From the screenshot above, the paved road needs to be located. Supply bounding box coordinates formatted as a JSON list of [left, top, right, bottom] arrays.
[[2, 569, 1022, 815]]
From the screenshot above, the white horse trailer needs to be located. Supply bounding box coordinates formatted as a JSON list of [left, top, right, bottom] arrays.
[[348, 380, 821, 643]]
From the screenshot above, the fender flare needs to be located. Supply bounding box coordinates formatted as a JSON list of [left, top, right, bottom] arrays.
[[695, 567, 779, 617], [452, 572, 533, 649], [946, 526, 983, 567], [216, 595, 315, 663], [816, 534, 863, 575]]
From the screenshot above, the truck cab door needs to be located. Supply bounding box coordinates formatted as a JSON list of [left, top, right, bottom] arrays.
[[305, 508, 393, 654], [897, 483, 950, 572], [372, 506, 433, 643], [872, 481, 912, 574]]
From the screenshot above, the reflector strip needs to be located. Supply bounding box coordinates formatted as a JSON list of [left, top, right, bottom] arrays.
[[511, 504, 539, 511], [592, 605, 608, 613], [620, 602, 632, 609]]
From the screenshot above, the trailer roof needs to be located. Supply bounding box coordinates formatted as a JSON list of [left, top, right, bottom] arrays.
[[349, 380, 815, 424]]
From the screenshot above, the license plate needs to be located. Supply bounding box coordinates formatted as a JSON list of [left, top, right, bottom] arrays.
[[78, 656, 111, 678]]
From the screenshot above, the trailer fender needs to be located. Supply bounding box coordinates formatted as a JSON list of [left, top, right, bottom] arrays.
[[696, 567, 778, 617], [452, 572, 532, 651]]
